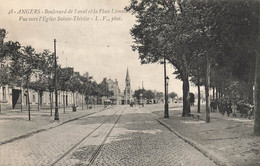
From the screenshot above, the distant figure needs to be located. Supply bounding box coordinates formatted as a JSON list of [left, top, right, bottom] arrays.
[[231, 102, 238, 117], [210, 100, 217, 112], [189, 93, 195, 106]]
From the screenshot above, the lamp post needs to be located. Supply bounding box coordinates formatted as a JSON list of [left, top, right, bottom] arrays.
[[54, 39, 59, 120], [164, 76, 169, 118], [164, 57, 169, 118]]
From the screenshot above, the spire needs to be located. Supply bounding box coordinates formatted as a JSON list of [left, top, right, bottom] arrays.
[[126, 68, 130, 81]]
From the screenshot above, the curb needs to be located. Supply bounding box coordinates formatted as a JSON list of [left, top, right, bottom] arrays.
[[0, 107, 108, 146], [156, 119, 233, 166]]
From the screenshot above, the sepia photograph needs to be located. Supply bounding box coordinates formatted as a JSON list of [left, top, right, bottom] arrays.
[[0, 0, 259, 165]]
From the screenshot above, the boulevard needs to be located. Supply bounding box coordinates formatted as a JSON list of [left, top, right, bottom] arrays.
[[0, 0, 259, 165], [0, 105, 216, 166]]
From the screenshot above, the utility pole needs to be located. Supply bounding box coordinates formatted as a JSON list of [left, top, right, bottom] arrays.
[[54, 39, 59, 120]]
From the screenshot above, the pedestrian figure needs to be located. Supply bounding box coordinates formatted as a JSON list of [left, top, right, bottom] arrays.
[[210, 100, 217, 112], [231, 102, 238, 117], [189, 93, 195, 106]]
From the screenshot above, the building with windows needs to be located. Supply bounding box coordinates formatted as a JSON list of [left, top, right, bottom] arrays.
[[101, 78, 121, 105], [0, 62, 77, 111]]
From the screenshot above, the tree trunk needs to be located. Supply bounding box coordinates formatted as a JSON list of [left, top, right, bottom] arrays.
[[50, 92, 53, 116], [249, 81, 254, 104], [20, 86, 23, 112], [37, 91, 40, 111], [197, 69, 201, 113], [254, 44, 260, 136], [219, 85, 222, 99], [205, 54, 211, 123], [216, 86, 218, 100], [182, 75, 190, 117], [213, 87, 215, 100], [197, 84, 201, 113], [27, 87, 31, 121], [97, 96, 98, 107], [86, 96, 89, 109], [72, 92, 76, 106], [63, 91, 65, 113], [82, 94, 84, 110]]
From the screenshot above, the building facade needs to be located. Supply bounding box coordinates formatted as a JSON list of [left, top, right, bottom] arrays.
[[101, 78, 121, 105], [0, 60, 80, 111]]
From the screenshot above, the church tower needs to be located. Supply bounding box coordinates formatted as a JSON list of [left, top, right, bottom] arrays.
[[125, 68, 132, 104]]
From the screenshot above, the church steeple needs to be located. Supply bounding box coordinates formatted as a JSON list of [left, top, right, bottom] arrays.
[[124, 68, 132, 104], [126, 68, 130, 81]]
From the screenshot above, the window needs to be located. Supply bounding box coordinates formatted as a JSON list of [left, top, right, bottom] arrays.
[[2, 87, 6, 101], [33, 94, 35, 102]]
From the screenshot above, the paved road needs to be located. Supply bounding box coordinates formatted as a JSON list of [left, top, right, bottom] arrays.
[[0, 106, 217, 166]]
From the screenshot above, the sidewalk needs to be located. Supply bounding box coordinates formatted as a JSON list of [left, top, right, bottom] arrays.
[[0, 105, 106, 145], [145, 103, 260, 166]]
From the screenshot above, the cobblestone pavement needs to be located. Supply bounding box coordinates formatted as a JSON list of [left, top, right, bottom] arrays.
[[56, 106, 216, 166], [0, 106, 104, 144], [145, 103, 260, 166], [0, 105, 217, 166], [0, 106, 120, 166]]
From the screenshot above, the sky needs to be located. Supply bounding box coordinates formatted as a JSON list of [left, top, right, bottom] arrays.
[[0, 0, 197, 97]]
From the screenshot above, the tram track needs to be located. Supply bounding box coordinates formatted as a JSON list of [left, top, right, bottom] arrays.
[[51, 106, 126, 166], [0, 106, 113, 146]]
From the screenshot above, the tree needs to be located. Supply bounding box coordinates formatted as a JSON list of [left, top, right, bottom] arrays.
[[9, 45, 38, 120], [133, 89, 145, 99], [58, 67, 73, 112], [6, 41, 25, 113], [127, 0, 258, 120], [0, 29, 10, 86], [126, 0, 197, 116], [43, 51, 56, 115], [145, 90, 155, 100], [155, 91, 164, 103], [0, 29, 6, 46], [169, 92, 178, 100], [0, 28, 8, 113], [133, 89, 156, 103], [190, 63, 205, 113], [22, 46, 38, 120], [65, 72, 83, 110], [79, 73, 93, 109], [91, 81, 100, 107], [27, 50, 51, 111]]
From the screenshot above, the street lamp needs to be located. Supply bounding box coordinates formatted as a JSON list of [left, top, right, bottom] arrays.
[[164, 76, 169, 118], [54, 39, 59, 120]]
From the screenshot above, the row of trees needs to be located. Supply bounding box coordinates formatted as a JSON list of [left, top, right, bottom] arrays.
[[133, 88, 178, 103], [133, 89, 156, 101], [0, 28, 112, 117], [126, 0, 259, 135]]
